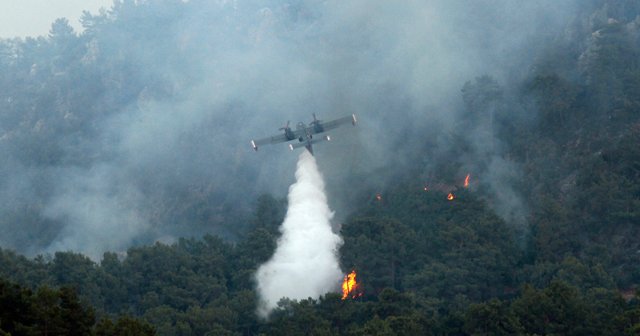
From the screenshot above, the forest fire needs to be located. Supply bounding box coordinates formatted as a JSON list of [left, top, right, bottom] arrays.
[[464, 174, 470, 188], [447, 192, 455, 201], [341, 270, 362, 300]]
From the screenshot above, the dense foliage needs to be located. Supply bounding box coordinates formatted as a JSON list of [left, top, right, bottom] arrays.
[[0, 277, 154, 335], [2, 188, 639, 334], [2, 0, 640, 334]]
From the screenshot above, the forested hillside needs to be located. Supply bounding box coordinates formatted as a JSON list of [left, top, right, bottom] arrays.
[[2, 0, 640, 335]]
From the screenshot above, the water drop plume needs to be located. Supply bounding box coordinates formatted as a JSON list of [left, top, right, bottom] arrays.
[[255, 150, 343, 318]]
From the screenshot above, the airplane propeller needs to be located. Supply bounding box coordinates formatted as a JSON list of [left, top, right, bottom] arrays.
[[311, 113, 321, 125], [279, 120, 290, 131]]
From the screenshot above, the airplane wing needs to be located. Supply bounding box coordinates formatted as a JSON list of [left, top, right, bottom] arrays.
[[251, 133, 289, 151], [312, 114, 357, 134]]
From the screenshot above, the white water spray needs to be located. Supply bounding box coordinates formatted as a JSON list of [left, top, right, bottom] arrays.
[[255, 150, 343, 318]]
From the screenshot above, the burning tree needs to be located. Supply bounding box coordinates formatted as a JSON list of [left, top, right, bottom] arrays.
[[341, 270, 362, 300]]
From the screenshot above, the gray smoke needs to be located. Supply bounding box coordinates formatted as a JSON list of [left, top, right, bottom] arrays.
[[0, 0, 580, 257], [256, 151, 343, 318]]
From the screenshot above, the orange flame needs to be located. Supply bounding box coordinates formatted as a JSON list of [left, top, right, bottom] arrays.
[[464, 174, 470, 188], [447, 192, 455, 201], [341, 270, 361, 300]]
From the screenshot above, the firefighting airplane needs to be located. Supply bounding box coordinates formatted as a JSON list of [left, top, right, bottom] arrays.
[[251, 113, 357, 155]]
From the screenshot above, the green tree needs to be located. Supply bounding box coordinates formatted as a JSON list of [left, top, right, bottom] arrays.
[[267, 298, 332, 336], [341, 217, 417, 293], [59, 286, 95, 335], [464, 299, 523, 335], [95, 316, 156, 336], [511, 282, 588, 335]]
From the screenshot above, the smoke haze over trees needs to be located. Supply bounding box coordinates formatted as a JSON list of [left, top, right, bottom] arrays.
[[1, 0, 640, 334], [0, 0, 581, 257]]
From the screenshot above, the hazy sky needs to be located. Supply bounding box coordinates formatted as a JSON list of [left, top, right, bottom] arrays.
[[0, 0, 113, 38]]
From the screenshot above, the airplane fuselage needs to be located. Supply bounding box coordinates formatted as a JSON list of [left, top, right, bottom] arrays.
[[296, 122, 315, 154]]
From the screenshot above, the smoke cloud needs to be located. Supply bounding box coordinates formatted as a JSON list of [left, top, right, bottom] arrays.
[[255, 151, 343, 318], [0, 0, 582, 257]]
